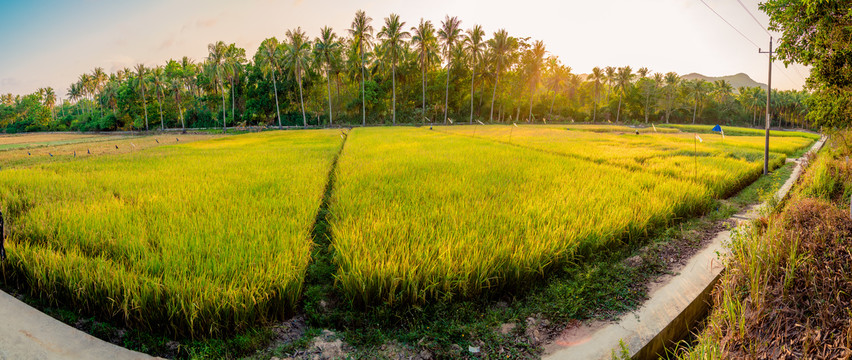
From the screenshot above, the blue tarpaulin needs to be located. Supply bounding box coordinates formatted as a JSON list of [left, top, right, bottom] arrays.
[[711, 125, 722, 132]]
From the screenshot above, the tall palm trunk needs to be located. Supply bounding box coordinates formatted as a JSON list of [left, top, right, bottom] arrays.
[[175, 90, 185, 133], [616, 93, 623, 123], [220, 76, 226, 133], [469, 60, 476, 124], [528, 87, 535, 122], [297, 65, 307, 127], [230, 77, 236, 124], [489, 64, 501, 123], [644, 92, 651, 123], [392, 62, 396, 125], [326, 68, 333, 126], [360, 41, 366, 126], [158, 87, 164, 130], [692, 94, 698, 124], [141, 87, 148, 131], [421, 65, 427, 124], [444, 57, 451, 124], [592, 84, 598, 122], [273, 71, 282, 129]]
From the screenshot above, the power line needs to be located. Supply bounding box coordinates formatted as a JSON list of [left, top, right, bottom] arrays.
[[735, 0, 772, 36], [697, 0, 761, 49]]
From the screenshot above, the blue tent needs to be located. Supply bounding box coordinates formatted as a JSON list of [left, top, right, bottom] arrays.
[[711, 125, 722, 132]]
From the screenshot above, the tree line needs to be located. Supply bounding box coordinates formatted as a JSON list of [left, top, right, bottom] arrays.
[[0, 10, 814, 133]]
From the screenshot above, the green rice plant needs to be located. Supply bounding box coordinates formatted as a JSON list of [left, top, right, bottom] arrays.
[[0, 130, 343, 337], [330, 127, 759, 306], [659, 124, 820, 140]]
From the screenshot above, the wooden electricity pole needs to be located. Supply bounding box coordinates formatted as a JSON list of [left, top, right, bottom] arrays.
[[759, 37, 773, 175]]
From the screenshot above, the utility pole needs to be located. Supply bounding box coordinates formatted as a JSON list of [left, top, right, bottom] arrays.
[[759, 37, 773, 175]]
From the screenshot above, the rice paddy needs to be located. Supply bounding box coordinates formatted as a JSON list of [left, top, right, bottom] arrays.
[[0, 125, 817, 337], [0, 130, 343, 337]]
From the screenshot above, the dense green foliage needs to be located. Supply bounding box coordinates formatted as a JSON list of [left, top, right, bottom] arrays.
[[0, 10, 813, 133], [761, 0, 852, 129]]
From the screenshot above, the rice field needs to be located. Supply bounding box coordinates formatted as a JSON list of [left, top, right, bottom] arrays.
[[0, 133, 221, 169], [0, 130, 343, 337], [0, 125, 817, 336], [328, 126, 813, 305], [660, 124, 821, 140], [0, 133, 113, 150]]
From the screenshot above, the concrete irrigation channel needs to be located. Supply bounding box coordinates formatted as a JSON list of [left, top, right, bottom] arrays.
[[543, 136, 827, 360]]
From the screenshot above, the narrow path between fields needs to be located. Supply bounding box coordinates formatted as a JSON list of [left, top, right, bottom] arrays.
[[301, 128, 349, 320]]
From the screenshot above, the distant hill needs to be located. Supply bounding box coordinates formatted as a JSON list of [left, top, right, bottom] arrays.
[[681, 72, 766, 90], [575, 72, 766, 91]]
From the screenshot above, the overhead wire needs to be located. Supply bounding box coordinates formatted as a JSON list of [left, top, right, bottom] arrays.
[[735, 0, 772, 37], [697, 0, 761, 49], [697, 0, 805, 87]]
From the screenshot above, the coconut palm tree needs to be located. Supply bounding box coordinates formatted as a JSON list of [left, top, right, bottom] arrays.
[[349, 10, 373, 126], [688, 79, 708, 124], [207, 41, 228, 132], [615, 66, 634, 123], [257, 38, 283, 129], [151, 66, 166, 130], [285, 27, 312, 127], [438, 15, 462, 124], [44, 87, 56, 123], [411, 19, 438, 123], [314, 27, 340, 126], [589, 67, 604, 122], [464, 24, 486, 124], [225, 44, 246, 124], [171, 76, 186, 132], [134, 63, 149, 130], [488, 29, 511, 123], [663, 72, 680, 124], [526, 40, 546, 122], [378, 14, 410, 125], [545, 59, 568, 119]]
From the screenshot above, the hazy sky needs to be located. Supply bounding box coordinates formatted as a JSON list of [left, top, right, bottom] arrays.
[[0, 0, 809, 97]]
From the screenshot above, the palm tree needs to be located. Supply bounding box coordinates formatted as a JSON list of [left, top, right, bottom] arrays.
[[257, 38, 283, 129], [545, 59, 568, 118], [285, 27, 312, 127], [349, 10, 374, 126], [412, 19, 438, 123], [589, 67, 604, 122], [207, 41, 228, 132], [43, 87, 56, 123], [171, 76, 186, 132], [646, 72, 663, 123], [151, 66, 166, 130], [438, 15, 462, 124], [225, 44, 246, 125], [615, 66, 634, 123], [688, 79, 707, 124], [604, 66, 616, 105], [663, 72, 679, 124], [488, 29, 511, 123], [134, 64, 149, 130], [464, 24, 486, 124], [637, 67, 649, 79], [378, 14, 410, 125], [713, 79, 733, 123], [526, 40, 546, 122], [314, 27, 340, 126]]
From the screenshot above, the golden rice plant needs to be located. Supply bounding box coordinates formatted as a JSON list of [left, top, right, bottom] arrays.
[[0, 130, 342, 337]]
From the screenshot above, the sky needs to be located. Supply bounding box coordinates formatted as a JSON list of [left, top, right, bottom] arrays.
[[0, 0, 810, 98]]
